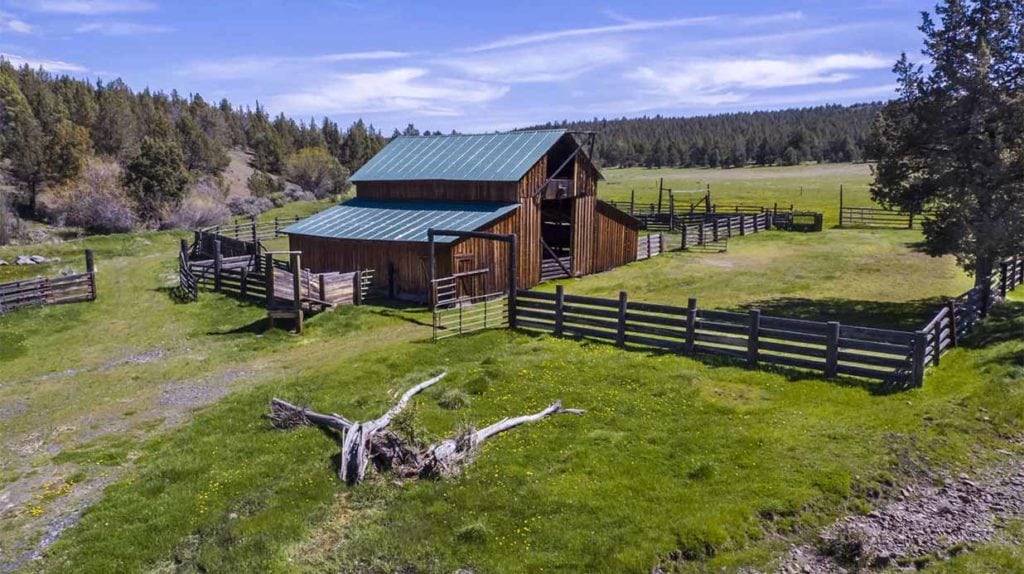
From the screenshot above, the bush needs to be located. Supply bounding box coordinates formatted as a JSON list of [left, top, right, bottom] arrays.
[[247, 170, 284, 198], [437, 389, 471, 410], [165, 197, 230, 230], [40, 159, 138, 234], [227, 196, 273, 218]]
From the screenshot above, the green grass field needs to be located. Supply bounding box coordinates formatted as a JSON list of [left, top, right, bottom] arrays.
[[1, 165, 1022, 573], [601, 163, 876, 227]]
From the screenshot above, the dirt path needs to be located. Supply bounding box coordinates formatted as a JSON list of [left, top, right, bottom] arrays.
[[778, 449, 1024, 572]]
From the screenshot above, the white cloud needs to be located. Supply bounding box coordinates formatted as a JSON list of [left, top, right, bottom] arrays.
[[75, 21, 173, 35], [627, 53, 891, 98], [178, 51, 410, 80], [463, 11, 803, 53], [269, 67, 508, 116], [19, 0, 155, 14], [0, 52, 86, 72], [441, 41, 629, 83], [0, 11, 34, 33]]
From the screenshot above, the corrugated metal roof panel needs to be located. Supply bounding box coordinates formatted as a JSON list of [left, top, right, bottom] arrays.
[[351, 129, 566, 182], [281, 198, 519, 243]]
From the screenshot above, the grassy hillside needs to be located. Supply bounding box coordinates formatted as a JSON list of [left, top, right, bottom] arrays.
[[1, 165, 1021, 573]]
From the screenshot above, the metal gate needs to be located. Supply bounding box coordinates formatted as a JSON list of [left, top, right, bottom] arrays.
[[431, 275, 508, 341]]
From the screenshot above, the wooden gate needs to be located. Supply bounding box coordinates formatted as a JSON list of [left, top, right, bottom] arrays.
[[431, 275, 508, 341]]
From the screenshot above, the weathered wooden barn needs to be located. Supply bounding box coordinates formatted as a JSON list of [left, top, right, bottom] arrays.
[[284, 129, 641, 301]]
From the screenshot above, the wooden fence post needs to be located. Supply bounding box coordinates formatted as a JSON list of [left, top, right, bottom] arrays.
[[912, 331, 927, 387], [554, 285, 565, 338], [839, 184, 844, 227], [932, 318, 942, 366], [291, 253, 303, 334], [240, 267, 249, 298], [680, 224, 688, 250], [84, 249, 96, 300], [747, 309, 760, 369], [980, 275, 991, 318], [213, 240, 222, 292], [685, 298, 697, 354], [265, 253, 275, 307], [274, 217, 280, 236], [739, 215, 746, 236], [947, 300, 959, 348], [354, 270, 362, 305], [999, 261, 1009, 299], [616, 291, 627, 347], [825, 321, 840, 378], [630, 189, 635, 215], [647, 234, 652, 259]]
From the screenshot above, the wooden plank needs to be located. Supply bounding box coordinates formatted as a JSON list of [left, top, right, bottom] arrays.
[[694, 332, 747, 349], [692, 343, 747, 360], [624, 311, 688, 328], [699, 309, 747, 322], [627, 300, 687, 315], [562, 313, 620, 332], [837, 351, 909, 368], [694, 319, 748, 335], [759, 353, 827, 372], [516, 290, 557, 301], [835, 363, 901, 381], [759, 327, 828, 345], [839, 325, 915, 345], [624, 333, 682, 350], [562, 324, 618, 341], [562, 293, 621, 308], [626, 322, 688, 340], [758, 339, 826, 358], [837, 338, 909, 355], [758, 315, 828, 333]]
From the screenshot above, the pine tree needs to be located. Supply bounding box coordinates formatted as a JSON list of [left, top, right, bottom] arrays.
[[124, 137, 189, 222]]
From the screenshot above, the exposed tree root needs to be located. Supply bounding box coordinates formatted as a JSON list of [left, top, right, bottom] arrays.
[[268, 372, 584, 485]]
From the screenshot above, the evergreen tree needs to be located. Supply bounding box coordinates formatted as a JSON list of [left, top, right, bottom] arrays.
[[124, 137, 189, 222], [871, 0, 1024, 284], [0, 72, 45, 211]]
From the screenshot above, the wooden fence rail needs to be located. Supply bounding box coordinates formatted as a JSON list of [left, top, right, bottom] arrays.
[[0, 250, 96, 315], [513, 254, 1022, 386], [838, 207, 929, 229], [514, 286, 919, 385], [636, 233, 665, 260]]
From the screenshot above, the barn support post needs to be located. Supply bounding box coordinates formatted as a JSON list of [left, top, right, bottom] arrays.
[[657, 178, 664, 215], [387, 263, 396, 300], [427, 230, 436, 309], [839, 185, 844, 227], [825, 321, 840, 378], [747, 309, 760, 369], [685, 298, 697, 354], [507, 234, 517, 328], [213, 240, 223, 292], [630, 189, 635, 215], [354, 271, 362, 305]]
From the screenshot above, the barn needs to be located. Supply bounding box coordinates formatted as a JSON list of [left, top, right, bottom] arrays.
[[284, 129, 642, 302]]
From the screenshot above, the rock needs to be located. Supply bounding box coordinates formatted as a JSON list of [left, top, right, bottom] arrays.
[[0, 259, 7, 265], [15, 255, 36, 265], [29, 255, 47, 263]]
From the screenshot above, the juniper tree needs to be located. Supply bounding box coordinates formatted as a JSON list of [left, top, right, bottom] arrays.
[[870, 0, 1024, 284]]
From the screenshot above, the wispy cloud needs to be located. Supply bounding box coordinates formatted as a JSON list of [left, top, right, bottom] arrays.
[[270, 67, 508, 116], [75, 21, 173, 35], [178, 51, 410, 80], [440, 41, 629, 83], [0, 11, 34, 33], [628, 53, 890, 95], [18, 0, 155, 14], [0, 51, 86, 72], [463, 11, 804, 53]]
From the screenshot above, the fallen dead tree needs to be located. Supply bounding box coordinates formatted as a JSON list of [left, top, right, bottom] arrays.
[[268, 372, 584, 485]]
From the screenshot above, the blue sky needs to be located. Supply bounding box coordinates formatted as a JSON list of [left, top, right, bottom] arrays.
[[0, 0, 934, 132]]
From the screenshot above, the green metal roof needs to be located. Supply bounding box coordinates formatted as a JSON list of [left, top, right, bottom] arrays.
[[350, 129, 567, 183], [282, 198, 519, 243]]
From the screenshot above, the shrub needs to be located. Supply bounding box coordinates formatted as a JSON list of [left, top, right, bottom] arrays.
[[246, 170, 284, 198], [437, 389, 471, 410], [454, 520, 489, 544], [40, 159, 138, 234], [165, 196, 230, 230], [227, 196, 273, 218], [284, 147, 350, 199]]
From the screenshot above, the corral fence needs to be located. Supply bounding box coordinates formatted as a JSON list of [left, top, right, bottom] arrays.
[[838, 207, 931, 229], [0, 250, 97, 315], [511, 256, 1023, 386], [918, 255, 1023, 370], [636, 233, 666, 260], [193, 215, 303, 257], [431, 274, 508, 341]]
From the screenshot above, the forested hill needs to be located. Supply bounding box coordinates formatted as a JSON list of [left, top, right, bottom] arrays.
[[532, 103, 885, 168]]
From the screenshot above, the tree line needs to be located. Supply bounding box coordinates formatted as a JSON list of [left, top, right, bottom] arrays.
[[533, 103, 885, 168], [0, 59, 388, 236]]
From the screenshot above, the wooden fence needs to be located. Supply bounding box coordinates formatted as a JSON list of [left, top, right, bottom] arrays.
[[637, 233, 666, 260], [838, 207, 927, 229], [0, 250, 96, 315], [514, 287, 920, 385], [513, 254, 1023, 386]]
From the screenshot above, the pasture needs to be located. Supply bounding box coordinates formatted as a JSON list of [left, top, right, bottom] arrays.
[[1, 165, 1022, 573]]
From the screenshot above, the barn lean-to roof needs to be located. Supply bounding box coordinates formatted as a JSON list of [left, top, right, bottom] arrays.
[[350, 129, 567, 183], [281, 198, 519, 243]]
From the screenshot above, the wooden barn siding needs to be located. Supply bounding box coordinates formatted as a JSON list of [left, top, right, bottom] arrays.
[[570, 152, 601, 276], [356, 180, 518, 202], [451, 212, 517, 295], [516, 157, 546, 288], [288, 235, 449, 299], [593, 207, 639, 272]]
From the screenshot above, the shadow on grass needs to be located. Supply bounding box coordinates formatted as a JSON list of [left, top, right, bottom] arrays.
[[734, 297, 949, 331], [207, 317, 274, 335], [509, 328, 916, 396], [961, 301, 1024, 351], [368, 299, 433, 328]]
